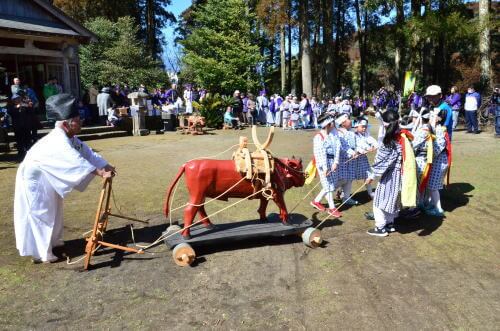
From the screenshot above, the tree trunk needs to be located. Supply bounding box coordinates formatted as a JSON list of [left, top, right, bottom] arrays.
[[269, 34, 275, 76], [409, 0, 421, 72], [436, 0, 447, 89], [280, 25, 286, 94], [394, 0, 405, 89], [323, 0, 334, 96], [287, 0, 292, 92], [421, 1, 431, 86], [334, 0, 342, 90], [146, 0, 156, 59], [287, 24, 292, 92], [411, 0, 420, 16], [313, 0, 321, 96], [300, 0, 312, 96], [354, 0, 365, 98], [479, 0, 491, 87]]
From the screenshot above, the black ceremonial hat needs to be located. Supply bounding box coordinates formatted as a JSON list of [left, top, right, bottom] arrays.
[[45, 93, 79, 121]]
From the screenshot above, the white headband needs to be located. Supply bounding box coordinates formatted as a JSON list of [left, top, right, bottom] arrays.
[[320, 117, 335, 128], [335, 114, 349, 126], [354, 119, 367, 127]]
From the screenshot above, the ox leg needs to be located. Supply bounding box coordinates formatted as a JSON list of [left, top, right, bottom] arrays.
[[274, 194, 289, 224], [198, 205, 214, 229], [182, 202, 200, 239], [258, 197, 269, 221]]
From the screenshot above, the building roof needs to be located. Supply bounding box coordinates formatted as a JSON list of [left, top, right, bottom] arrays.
[[0, 0, 97, 43]]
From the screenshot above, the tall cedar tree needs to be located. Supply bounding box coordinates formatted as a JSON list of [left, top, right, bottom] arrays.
[[80, 17, 168, 88], [180, 0, 263, 94], [53, 0, 175, 59]]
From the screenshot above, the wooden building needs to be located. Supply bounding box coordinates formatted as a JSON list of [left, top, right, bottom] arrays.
[[0, 0, 96, 103]]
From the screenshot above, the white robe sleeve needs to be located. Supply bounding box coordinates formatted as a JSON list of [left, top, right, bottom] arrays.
[[37, 146, 97, 198], [31, 129, 102, 197], [73, 137, 108, 169]]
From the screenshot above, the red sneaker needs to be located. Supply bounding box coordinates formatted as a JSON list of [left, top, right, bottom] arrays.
[[327, 208, 342, 218], [310, 201, 326, 211]]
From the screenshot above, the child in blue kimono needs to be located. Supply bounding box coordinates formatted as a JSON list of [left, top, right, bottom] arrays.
[[310, 113, 342, 218], [336, 113, 360, 205], [353, 118, 378, 198], [365, 111, 403, 236]]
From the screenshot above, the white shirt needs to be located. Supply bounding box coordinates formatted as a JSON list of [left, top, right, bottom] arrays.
[[464, 95, 478, 111]]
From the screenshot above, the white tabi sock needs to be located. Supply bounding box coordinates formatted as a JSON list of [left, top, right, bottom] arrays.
[[342, 181, 353, 201], [430, 190, 443, 212], [314, 189, 326, 203], [326, 192, 335, 209], [366, 183, 374, 197]]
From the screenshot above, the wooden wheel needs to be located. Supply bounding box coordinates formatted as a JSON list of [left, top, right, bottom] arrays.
[[302, 227, 322, 248], [172, 243, 196, 266]]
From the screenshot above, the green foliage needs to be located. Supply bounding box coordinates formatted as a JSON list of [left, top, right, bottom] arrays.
[[54, 0, 175, 60], [192, 93, 225, 128], [80, 17, 169, 89], [180, 0, 263, 94], [404, 11, 477, 52]]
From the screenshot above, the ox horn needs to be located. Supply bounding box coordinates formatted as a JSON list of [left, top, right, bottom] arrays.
[[252, 125, 274, 150]]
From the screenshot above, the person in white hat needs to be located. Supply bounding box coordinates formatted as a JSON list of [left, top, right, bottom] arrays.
[[310, 113, 342, 218], [353, 118, 378, 198], [425, 84, 454, 139], [335, 113, 360, 205]]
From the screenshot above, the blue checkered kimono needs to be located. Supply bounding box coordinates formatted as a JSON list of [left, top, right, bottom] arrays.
[[313, 132, 340, 191], [428, 125, 448, 190], [354, 132, 378, 180], [369, 142, 403, 214], [412, 125, 441, 192], [337, 129, 357, 181]]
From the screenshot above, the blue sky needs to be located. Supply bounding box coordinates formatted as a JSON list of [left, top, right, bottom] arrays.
[[161, 0, 192, 71]]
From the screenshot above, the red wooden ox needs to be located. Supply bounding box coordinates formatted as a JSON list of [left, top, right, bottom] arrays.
[[163, 157, 305, 239]]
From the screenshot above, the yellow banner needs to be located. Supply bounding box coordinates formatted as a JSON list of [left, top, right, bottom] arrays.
[[403, 71, 416, 97]]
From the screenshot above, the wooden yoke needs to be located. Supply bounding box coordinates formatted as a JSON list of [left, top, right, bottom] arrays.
[[233, 126, 275, 185], [83, 177, 148, 270]]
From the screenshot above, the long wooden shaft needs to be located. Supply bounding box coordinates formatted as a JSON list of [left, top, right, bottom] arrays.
[[97, 241, 144, 254]]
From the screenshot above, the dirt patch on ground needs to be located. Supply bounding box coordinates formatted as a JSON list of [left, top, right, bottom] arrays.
[[0, 126, 499, 329]]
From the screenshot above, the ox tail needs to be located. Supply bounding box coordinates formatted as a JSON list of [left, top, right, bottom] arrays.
[[163, 164, 186, 219]]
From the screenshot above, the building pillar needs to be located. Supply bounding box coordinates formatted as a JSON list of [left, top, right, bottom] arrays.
[[62, 55, 71, 94]]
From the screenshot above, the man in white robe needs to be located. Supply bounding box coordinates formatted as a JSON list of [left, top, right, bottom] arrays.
[[14, 94, 115, 263]]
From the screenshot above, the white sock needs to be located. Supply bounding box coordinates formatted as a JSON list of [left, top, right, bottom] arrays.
[[430, 190, 443, 212], [314, 189, 326, 203], [366, 183, 373, 196], [342, 181, 353, 201], [326, 192, 335, 209], [373, 206, 387, 229]]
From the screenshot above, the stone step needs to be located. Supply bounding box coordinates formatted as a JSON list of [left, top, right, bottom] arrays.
[[8, 125, 125, 139], [77, 130, 129, 141]]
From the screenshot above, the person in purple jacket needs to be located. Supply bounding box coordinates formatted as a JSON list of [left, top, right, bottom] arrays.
[[446, 86, 462, 131]]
